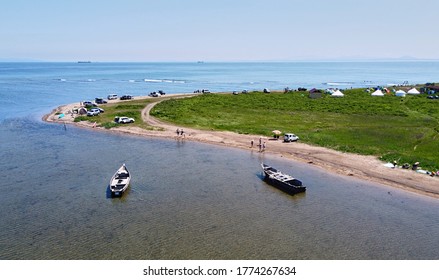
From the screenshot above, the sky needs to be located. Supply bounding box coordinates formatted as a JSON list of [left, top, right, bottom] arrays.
[[1, 0, 438, 62]]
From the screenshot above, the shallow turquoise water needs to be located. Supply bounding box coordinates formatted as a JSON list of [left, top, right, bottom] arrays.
[[0, 119, 438, 259]]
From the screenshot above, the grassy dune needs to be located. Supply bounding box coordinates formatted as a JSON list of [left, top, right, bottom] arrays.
[[151, 90, 439, 170]]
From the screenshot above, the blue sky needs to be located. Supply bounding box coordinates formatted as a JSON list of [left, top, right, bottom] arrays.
[[1, 0, 438, 62]]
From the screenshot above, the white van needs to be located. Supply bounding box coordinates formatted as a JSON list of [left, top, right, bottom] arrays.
[[107, 94, 118, 100], [284, 133, 299, 142]]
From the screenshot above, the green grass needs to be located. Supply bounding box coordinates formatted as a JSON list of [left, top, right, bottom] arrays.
[[151, 90, 439, 170], [74, 99, 156, 130]]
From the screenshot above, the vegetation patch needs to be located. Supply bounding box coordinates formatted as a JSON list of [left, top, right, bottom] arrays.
[[74, 99, 154, 130], [151, 90, 439, 170]]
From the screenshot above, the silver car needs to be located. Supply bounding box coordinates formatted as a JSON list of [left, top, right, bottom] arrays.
[[87, 108, 101, 116]]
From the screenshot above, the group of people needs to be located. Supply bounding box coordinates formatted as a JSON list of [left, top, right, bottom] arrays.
[[396, 161, 438, 177], [176, 128, 185, 138], [250, 137, 266, 152]]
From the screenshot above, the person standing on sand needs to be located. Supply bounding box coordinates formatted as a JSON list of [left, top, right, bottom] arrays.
[[262, 142, 266, 152], [250, 140, 254, 148], [176, 128, 180, 136]]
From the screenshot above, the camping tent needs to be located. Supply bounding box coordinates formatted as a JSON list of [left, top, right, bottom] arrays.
[[371, 89, 384, 96], [331, 90, 344, 97], [78, 107, 87, 115], [407, 88, 420, 94], [395, 90, 406, 97]]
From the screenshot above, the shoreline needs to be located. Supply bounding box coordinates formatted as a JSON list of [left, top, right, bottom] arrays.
[[43, 94, 439, 199]]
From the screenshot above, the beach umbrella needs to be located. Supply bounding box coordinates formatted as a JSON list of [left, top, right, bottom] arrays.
[[58, 113, 65, 119], [272, 130, 282, 135]]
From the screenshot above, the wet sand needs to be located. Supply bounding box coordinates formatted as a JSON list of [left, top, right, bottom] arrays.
[[43, 94, 439, 199]]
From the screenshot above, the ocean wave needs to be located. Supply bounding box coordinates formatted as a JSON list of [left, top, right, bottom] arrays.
[[323, 82, 354, 86], [144, 78, 185, 84], [144, 78, 163, 83]]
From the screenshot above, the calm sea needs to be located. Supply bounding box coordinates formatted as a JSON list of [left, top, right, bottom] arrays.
[[0, 62, 438, 259]]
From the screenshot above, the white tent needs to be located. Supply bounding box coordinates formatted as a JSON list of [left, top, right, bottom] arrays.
[[326, 88, 335, 94], [407, 88, 420, 94], [371, 89, 384, 96], [331, 90, 344, 97], [395, 90, 406, 97]]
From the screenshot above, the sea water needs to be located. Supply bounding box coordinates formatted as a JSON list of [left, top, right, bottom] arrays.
[[0, 62, 438, 259]]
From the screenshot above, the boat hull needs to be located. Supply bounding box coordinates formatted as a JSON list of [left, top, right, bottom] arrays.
[[109, 164, 130, 196], [262, 175, 306, 195], [261, 164, 306, 195]]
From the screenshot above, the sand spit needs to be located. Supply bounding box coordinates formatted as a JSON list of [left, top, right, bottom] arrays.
[[44, 94, 439, 199]]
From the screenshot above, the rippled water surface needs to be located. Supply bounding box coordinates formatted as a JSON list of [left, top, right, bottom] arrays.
[[1, 62, 439, 259], [0, 119, 438, 259]]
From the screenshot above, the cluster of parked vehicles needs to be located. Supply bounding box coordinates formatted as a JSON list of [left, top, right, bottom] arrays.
[[107, 94, 133, 100], [81, 96, 135, 124], [149, 90, 166, 97]]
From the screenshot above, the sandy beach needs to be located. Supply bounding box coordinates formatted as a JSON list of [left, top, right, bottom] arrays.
[[44, 94, 439, 199]]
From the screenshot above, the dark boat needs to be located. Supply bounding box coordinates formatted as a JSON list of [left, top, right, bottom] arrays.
[[261, 163, 306, 195]]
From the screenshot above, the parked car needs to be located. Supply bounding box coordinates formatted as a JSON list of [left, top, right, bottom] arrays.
[[87, 108, 101, 116], [96, 107, 105, 113], [120, 95, 133, 100], [284, 133, 299, 142], [95, 97, 107, 104], [114, 116, 135, 124], [263, 88, 270, 93], [149, 91, 160, 97], [83, 101, 97, 107], [107, 94, 118, 100]]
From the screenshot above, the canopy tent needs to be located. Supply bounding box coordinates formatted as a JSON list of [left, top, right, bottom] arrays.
[[395, 90, 406, 97], [371, 89, 384, 96], [407, 88, 420, 94], [331, 90, 344, 97]]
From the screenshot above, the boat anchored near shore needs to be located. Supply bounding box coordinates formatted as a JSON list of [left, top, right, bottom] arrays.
[[261, 163, 306, 195], [109, 164, 130, 196]]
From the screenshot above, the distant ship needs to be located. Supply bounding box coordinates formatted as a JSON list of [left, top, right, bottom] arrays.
[[77, 61, 91, 63]]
